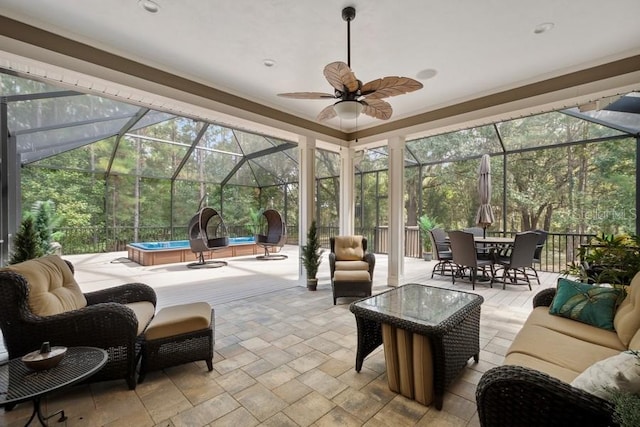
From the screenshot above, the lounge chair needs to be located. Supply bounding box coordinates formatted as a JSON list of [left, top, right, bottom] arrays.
[[256, 209, 288, 260], [187, 207, 229, 268]]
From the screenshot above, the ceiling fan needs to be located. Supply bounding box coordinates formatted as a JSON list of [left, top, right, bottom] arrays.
[[278, 6, 423, 122]]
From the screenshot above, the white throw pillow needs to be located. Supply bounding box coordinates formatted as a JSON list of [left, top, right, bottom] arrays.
[[570, 351, 640, 399]]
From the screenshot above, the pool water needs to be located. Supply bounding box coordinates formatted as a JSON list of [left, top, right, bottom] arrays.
[[129, 236, 255, 251]]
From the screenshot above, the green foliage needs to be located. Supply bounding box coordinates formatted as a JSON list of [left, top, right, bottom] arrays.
[[608, 351, 640, 427], [418, 215, 439, 252], [246, 207, 265, 235], [31, 200, 63, 254], [14, 102, 638, 258], [301, 221, 323, 279], [610, 390, 640, 427], [10, 216, 44, 264], [564, 233, 640, 285]]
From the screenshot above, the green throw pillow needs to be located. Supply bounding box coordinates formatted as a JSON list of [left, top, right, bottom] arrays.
[[549, 278, 624, 330]]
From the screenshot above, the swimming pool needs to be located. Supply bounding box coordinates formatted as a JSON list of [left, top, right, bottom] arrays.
[[127, 237, 257, 266]]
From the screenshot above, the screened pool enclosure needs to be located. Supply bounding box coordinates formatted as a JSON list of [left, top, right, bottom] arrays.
[[2, 69, 640, 271]]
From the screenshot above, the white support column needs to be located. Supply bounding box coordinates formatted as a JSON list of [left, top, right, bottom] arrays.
[[339, 147, 355, 235], [387, 135, 405, 287], [298, 135, 316, 279]]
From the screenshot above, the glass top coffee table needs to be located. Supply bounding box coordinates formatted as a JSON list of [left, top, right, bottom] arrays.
[[0, 346, 108, 426], [350, 284, 484, 409]]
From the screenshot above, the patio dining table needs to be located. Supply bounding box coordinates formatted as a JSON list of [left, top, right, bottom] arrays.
[[473, 236, 514, 246]]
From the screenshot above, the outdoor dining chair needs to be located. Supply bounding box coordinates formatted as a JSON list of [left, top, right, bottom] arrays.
[[493, 231, 540, 290], [429, 228, 454, 278], [448, 230, 494, 290], [463, 226, 491, 259], [532, 229, 548, 268]]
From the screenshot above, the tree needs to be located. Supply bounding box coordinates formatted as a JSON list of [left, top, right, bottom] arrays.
[[32, 200, 61, 255], [10, 216, 44, 264]]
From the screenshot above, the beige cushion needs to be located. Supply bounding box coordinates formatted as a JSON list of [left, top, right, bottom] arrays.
[[628, 328, 640, 351], [6, 255, 87, 316], [335, 260, 370, 272], [334, 236, 365, 260], [571, 351, 640, 399], [334, 270, 371, 283], [527, 307, 625, 351], [614, 271, 640, 347], [504, 352, 580, 384], [145, 302, 211, 341], [507, 324, 620, 375], [124, 301, 156, 336]]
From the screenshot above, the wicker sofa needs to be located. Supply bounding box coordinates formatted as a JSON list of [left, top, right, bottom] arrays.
[[0, 255, 156, 389], [476, 273, 640, 427]]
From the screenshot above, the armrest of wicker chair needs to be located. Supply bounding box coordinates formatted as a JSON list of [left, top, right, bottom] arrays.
[[25, 303, 138, 347], [532, 287, 557, 308], [84, 282, 157, 307], [364, 252, 376, 278], [329, 252, 337, 277], [476, 365, 616, 427]]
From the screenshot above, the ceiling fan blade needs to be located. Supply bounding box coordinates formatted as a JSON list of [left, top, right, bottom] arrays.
[[361, 99, 393, 120], [361, 76, 423, 99], [317, 104, 337, 121], [323, 61, 359, 93], [277, 92, 336, 99]]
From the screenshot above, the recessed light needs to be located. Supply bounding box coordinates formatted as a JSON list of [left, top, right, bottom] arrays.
[[534, 22, 554, 34], [139, 0, 160, 13], [263, 59, 276, 67], [416, 69, 437, 80]]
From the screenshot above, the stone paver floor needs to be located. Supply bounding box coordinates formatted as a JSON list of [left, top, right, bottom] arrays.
[[0, 247, 559, 426]]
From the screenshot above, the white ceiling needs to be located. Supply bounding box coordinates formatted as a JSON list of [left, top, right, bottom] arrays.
[[1, 0, 640, 138]]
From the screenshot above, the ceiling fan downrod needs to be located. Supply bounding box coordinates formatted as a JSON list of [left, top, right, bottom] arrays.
[[342, 7, 356, 68]]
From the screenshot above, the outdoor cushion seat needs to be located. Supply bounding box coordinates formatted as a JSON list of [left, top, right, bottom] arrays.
[[333, 270, 371, 283], [334, 260, 370, 271], [143, 302, 211, 340], [332, 270, 372, 305], [138, 302, 214, 383], [125, 301, 157, 336]]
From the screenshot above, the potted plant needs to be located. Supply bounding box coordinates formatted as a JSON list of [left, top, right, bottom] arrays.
[[418, 215, 438, 261], [564, 233, 640, 286], [301, 220, 324, 290]]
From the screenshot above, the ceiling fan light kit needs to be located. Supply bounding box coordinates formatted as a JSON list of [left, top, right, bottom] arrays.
[[334, 100, 363, 120], [278, 6, 422, 122]]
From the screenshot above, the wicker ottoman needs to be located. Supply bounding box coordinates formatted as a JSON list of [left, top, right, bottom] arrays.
[[332, 270, 372, 305], [138, 302, 214, 383]]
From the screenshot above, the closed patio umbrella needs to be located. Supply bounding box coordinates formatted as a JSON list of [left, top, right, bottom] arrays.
[[475, 154, 495, 238]]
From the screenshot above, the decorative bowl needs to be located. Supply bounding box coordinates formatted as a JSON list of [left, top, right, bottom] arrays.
[[21, 346, 67, 371]]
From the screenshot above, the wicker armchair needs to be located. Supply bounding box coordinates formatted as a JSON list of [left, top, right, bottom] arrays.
[[329, 236, 375, 304], [0, 255, 157, 390], [475, 287, 617, 427]]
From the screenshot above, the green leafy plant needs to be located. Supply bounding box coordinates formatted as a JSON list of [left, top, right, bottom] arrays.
[[9, 216, 44, 264], [610, 390, 640, 427], [606, 350, 640, 427], [32, 200, 65, 254], [246, 207, 265, 235], [301, 221, 324, 280], [418, 215, 438, 252], [564, 233, 640, 285]]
